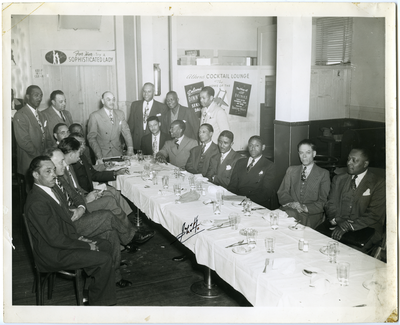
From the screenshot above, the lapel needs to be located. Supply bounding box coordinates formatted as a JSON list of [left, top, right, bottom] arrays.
[[302, 164, 321, 198], [80, 155, 93, 183], [219, 149, 235, 170], [248, 156, 265, 181], [22, 105, 42, 129], [177, 105, 186, 120], [353, 170, 373, 200]]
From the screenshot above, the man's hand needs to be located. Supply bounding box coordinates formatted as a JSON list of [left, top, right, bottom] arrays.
[[126, 147, 134, 156], [156, 153, 167, 164], [85, 190, 102, 203], [337, 219, 354, 232], [70, 207, 85, 222], [89, 241, 99, 251], [115, 168, 129, 176], [331, 226, 347, 241], [96, 158, 103, 165]]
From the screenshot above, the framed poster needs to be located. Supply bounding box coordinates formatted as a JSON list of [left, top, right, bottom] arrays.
[[229, 81, 252, 117], [184, 81, 204, 118]]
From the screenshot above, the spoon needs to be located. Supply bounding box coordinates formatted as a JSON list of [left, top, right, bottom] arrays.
[[225, 240, 244, 248], [303, 269, 318, 275]]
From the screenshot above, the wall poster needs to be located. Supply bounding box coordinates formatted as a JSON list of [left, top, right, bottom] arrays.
[[184, 81, 204, 118], [229, 81, 252, 117]]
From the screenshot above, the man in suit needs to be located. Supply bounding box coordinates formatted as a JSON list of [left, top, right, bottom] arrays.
[[156, 120, 198, 169], [185, 123, 219, 179], [324, 148, 386, 252], [42, 90, 74, 147], [199, 86, 230, 144], [13, 85, 50, 178], [277, 139, 330, 229], [127, 83, 168, 151], [211, 130, 244, 189], [163, 91, 200, 141], [53, 123, 70, 145], [140, 116, 168, 156], [69, 123, 93, 164], [25, 156, 116, 304], [87, 91, 134, 162], [227, 136, 278, 209]]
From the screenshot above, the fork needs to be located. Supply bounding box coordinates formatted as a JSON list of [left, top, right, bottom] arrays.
[[263, 258, 270, 273]]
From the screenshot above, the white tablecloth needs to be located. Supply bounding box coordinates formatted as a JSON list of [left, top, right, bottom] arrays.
[[110, 160, 388, 309]]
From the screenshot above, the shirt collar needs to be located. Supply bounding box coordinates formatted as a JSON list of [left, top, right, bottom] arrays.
[[144, 99, 154, 110], [221, 148, 232, 161], [52, 106, 62, 118], [175, 134, 184, 144], [248, 155, 262, 166], [103, 107, 113, 116], [302, 163, 314, 176], [152, 131, 160, 138], [27, 104, 37, 116], [354, 168, 368, 185], [201, 140, 212, 152], [35, 183, 60, 204]]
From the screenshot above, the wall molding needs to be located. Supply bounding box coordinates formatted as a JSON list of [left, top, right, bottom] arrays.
[[274, 120, 310, 126]]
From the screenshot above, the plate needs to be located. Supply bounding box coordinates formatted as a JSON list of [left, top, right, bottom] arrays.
[[289, 224, 306, 231], [319, 246, 328, 255], [232, 246, 252, 255], [363, 279, 384, 291], [201, 220, 214, 227]]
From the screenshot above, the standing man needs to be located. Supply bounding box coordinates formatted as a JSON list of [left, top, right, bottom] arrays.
[[140, 116, 168, 156], [25, 156, 116, 305], [162, 91, 199, 140], [199, 86, 230, 144], [156, 120, 198, 169], [323, 148, 386, 253], [211, 130, 244, 189], [227, 136, 278, 209], [277, 139, 330, 229], [185, 124, 219, 179], [127, 83, 167, 151], [42, 90, 74, 146], [87, 91, 133, 162], [13, 85, 50, 178]]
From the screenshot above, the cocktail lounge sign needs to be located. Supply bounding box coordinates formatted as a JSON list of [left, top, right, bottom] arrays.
[[43, 50, 115, 65]]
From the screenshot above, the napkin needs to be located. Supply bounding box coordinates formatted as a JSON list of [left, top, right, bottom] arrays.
[[274, 209, 288, 218], [93, 182, 107, 191], [176, 190, 201, 204], [207, 185, 225, 195], [271, 258, 296, 275]]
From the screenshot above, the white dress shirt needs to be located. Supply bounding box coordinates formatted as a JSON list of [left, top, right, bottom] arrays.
[[35, 183, 60, 204]]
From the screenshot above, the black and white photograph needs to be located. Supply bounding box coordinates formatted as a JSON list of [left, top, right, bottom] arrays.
[[2, 2, 397, 324]]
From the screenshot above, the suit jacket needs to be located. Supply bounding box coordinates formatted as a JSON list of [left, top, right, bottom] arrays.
[[325, 170, 386, 243], [127, 100, 168, 149], [140, 131, 168, 156], [158, 135, 198, 169], [24, 184, 91, 272], [200, 102, 230, 143], [227, 155, 278, 209], [277, 164, 330, 228], [41, 106, 73, 146], [185, 142, 219, 179], [87, 108, 133, 160], [13, 105, 50, 176], [212, 149, 244, 189], [72, 155, 116, 192], [162, 104, 200, 140]]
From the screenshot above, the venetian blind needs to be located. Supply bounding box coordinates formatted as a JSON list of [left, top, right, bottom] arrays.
[[315, 17, 353, 65]]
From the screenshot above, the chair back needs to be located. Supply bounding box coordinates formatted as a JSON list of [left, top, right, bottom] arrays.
[[22, 213, 36, 260]]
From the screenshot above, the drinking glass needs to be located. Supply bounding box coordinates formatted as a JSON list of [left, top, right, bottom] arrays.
[[213, 201, 221, 215], [137, 150, 143, 162], [216, 189, 224, 205], [243, 198, 252, 216], [228, 213, 239, 230], [265, 237, 275, 253], [328, 241, 338, 263], [270, 212, 279, 230], [188, 175, 196, 190], [196, 181, 203, 194], [162, 176, 169, 189], [173, 183, 182, 196], [173, 168, 180, 178], [247, 229, 258, 249], [141, 170, 149, 181], [144, 163, 150, 171], [337, 262, 350, 286], [152, 175, 158, 185]]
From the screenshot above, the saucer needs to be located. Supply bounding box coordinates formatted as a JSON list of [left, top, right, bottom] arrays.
[[319, 246, 328, 255], [201, 220, 214, 227], [232, 246, 252, 255], [289, 224, 306, 231]]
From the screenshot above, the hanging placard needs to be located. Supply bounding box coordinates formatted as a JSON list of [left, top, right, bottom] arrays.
[[43, 50, 115, 66], [229, 81, 252, 117]]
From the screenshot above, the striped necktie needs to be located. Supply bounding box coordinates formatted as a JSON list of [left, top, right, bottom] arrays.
[[350, 175, 358, 190], [143, 102, 150, 125], [34, 111, 46, 144], [152, 137, 158, 155], [60, 111, 66, 122], [301, 166, 307, 182], [55, 179, 73, 206], [247, 158, 255, 172], [201, 144, 206, 154], [174, 139, 179, 149], [109, 110, 114, 124]]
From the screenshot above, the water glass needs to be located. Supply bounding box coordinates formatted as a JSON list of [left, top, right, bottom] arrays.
[[188, 175, 196, 190], [213, 201, 221, 215], [141, 170, 149, 181], [144, 163, 150, 171], [270, 212, 279, 230], [152, 175, 158, 185], [337, 262, 350, 286], [196, 181, 203, 194], [216, 189, 224, 205], [137, 150, 143, 162], [243, 198, 252, 216], [162, 176, 169, 189], [265, 237, 275, 253], [328, 241, 339, 263], [228, 213, 240, 230], [247, 229, 258, 249], [173, 168, 180, 178], [173, 183, 182, 196]]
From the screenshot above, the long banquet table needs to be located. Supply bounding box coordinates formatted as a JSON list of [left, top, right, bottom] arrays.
[[109, 159, 389, 310]]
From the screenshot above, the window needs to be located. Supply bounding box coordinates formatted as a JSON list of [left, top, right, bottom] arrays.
[[315, 17, 353, 66]]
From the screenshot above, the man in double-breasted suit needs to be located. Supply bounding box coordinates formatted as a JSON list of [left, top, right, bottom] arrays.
[[227, 136, 278, 209], [87, 91, 133, 162], [325, 148, 386, 251], [278, 139, 330, 229], [140, 116, 168, 156], [199, 86, 230, 144], [211, 130, 244, 189], [185, 124, 219, 179], [13, 85, 50, 177], [156, 120, 198, 169], [25, 156, 117, 305], [41, 90, 74, 147], [127, 83, 168, 150], [163, 91, 200, 141]]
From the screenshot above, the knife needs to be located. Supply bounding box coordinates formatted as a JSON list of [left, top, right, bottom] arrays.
[[225, 242, 247, 248], [207, 224, 231, 231], [251, 207, 267, 211]]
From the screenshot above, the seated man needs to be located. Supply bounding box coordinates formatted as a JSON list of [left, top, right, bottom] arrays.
[[323, 148, 386, 253], [211, 130, 244, 188], [185, 123, 219, 179], [277, 139, 330, 229], [53, 122, 70, 145], [69, 123, 93, 164], [227, 136, 278, 209], [25, 156, 116, 304], [156, 120, 198, 168], [140, 116, 168, 156]]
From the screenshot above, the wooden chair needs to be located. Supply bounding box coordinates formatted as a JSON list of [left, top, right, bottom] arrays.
[[22, 213, 83, 305]]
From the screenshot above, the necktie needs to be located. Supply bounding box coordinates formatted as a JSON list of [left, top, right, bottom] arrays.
[[143, 102, 150, 125], [201, 110, 207, 124], [66, 166, 78, 189], [350, 175, 358, 190], [60, 111, 66, 122], [174, 139, 179, 149], [247, 158, 255, 172], [220, 154, 225, 164], [301, 166, 307, 182], [34, 111, 46, 143], [55, 179, 73, 206], [109, 110, 114, 124], [152, 137, 158, 155], [201, 144, 206, 154]]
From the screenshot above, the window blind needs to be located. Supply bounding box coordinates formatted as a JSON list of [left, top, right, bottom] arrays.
[[315, 17, 353, 66]]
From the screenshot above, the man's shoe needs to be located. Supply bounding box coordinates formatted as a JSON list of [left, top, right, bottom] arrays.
[[172, 254, 187, 262], [131, 229, 155, 245], [116, 279, 132, 288]]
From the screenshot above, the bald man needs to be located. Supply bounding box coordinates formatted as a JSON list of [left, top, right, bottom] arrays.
[[87, 91, 134, 162]]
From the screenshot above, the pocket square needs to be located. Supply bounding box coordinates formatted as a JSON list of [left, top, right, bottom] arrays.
[[362, 189, 371, 196], [226, 165, 232, 170]]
